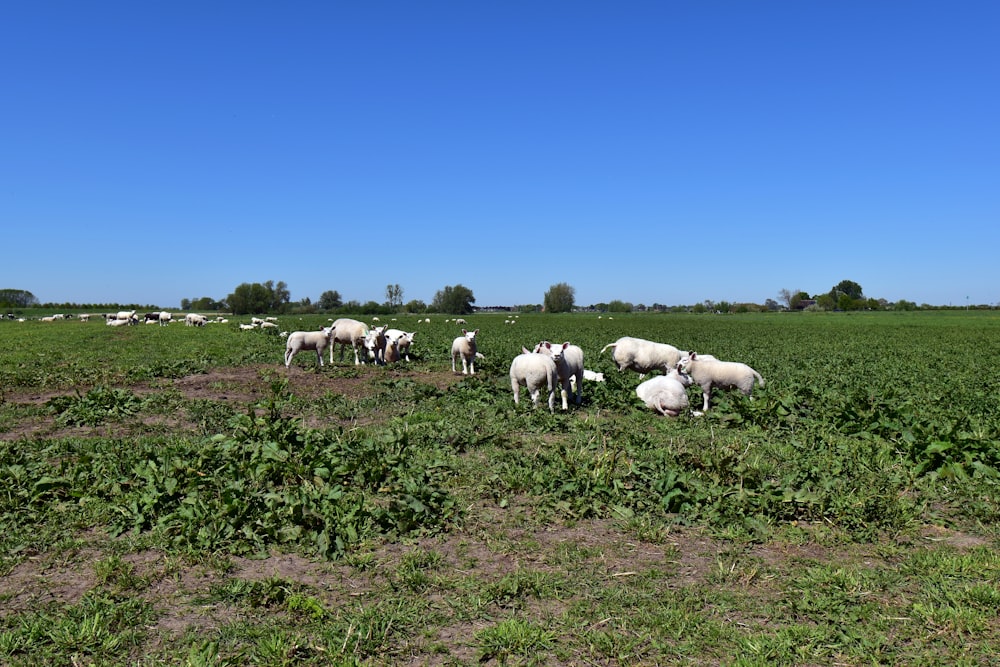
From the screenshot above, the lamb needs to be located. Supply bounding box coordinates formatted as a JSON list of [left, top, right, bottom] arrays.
[[384, 329, 416, 361], [599, 336, 683, 377], [635, 367, 693, 417], [185, 313, 207, 327], [533, 341, 584, 409], [363, 324, 390, 365], [509, 347, 558, 412], [284, 327, 334, 368], [382, 333, 401, 363], [678, 351, 765, 413], [451, 329, 479, 374], [329, 318, 370, 365]]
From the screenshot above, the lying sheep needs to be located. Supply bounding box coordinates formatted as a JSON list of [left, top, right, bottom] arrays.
[[600, 336, 683, 377], [509, 347, 558, 412], [635, 367, 693, 417], [284, 327, 334, 368], [533, 341, 584, 408], [329, 318, 370, 365], [451, 329, 479, 374], [679, 351, 764, 413], [384, 329, 416, 361]]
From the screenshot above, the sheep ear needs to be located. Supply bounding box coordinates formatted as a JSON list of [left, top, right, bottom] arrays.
[[562, 342, 570, 349]]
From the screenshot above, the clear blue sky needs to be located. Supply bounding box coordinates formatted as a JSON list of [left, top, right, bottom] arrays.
[[3, 1, 997, 308]]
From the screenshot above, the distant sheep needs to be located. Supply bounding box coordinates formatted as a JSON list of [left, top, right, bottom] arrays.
[[679, 351, 764, 413], [533, 341, 584, 409], [285, 327, 334, 368], [635, 367, 693, 417], [600, 336, 683, 377], [185, 313, 207, 327], [451, 329, 479, 374], [329, 318, 370, 365], [158, 311, 172, 326], [509, 347, 558, 412]]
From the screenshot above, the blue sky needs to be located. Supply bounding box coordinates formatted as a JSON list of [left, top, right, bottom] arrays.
[[3, 1, 997, 308]]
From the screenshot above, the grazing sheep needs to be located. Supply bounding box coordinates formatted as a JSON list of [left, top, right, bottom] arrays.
[[451, 329, 479, 374], [329, 318, 370, 365], [533, 341, 584, 408], [509, 347, 558, 412], [284, 327, 334, 368], [678, 352, 765, 413], [185, 313, 207, 327], [635, 367, 693, 417], [384, 329, 416, 361], [600, 336, 683, 377], [158, 311, 172, 326]]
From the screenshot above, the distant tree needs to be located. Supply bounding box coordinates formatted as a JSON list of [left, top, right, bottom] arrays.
[[180, 298, 191, 310], [831, 279, 863, 301], [263, 280, 291, 312], [431, 284, 476, 314], [778, 289, 798, 309], [227, 280, 290, 315], [543, 283, 575, 313], [0, 289, 38, 308], [190, 296, 222, 311], [607, 300, 633, 313], [318, 290, 342, 311], [403, 299, 427, 314], [227, 283, 271, 315], [385, 284, 404, 310], [764, 298, 781, 311], [816, 293, 836, 310]]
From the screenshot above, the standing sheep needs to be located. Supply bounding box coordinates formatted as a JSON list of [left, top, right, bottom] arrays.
[[600, 336, 683, 377], [635, 367, 693, 417], [329, 318, 370, 365], [509, 347, 558, 412], [451, 329, 479, 374], [678, 352, 764, 413], [384, 329, 416, 361], [533, 341, 584, 409], [364, 324, 390, 365], [284, 327, 334, 368]]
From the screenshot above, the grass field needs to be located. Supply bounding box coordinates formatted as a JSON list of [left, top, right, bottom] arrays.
[[1, 311, 999, 665]]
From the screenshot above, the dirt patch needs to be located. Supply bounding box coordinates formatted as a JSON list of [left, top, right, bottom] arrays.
[[0, 365, 468, 440]]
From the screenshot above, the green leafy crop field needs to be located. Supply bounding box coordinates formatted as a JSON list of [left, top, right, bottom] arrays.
[[1, 311, 998, 665]]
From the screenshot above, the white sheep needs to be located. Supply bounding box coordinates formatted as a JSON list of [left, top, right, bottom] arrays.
[[106, 317, 131, 327], [451, 329, 479, 374], [678, 351, 765, 413], [635, 367, 693, 417], [284, 327, 334, 367], [363, 324, 389, 365], [509, 347, 558, 412], [158, 311, 172, 326], [384, 329, 416, 361], [600, 336, 683, 377], [533, 340, 584, 408], [383, 334, 401, 363], [329, 318, 370, 365]]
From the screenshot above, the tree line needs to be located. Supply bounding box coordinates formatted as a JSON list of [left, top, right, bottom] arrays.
[[4, 279, 992, 315]]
